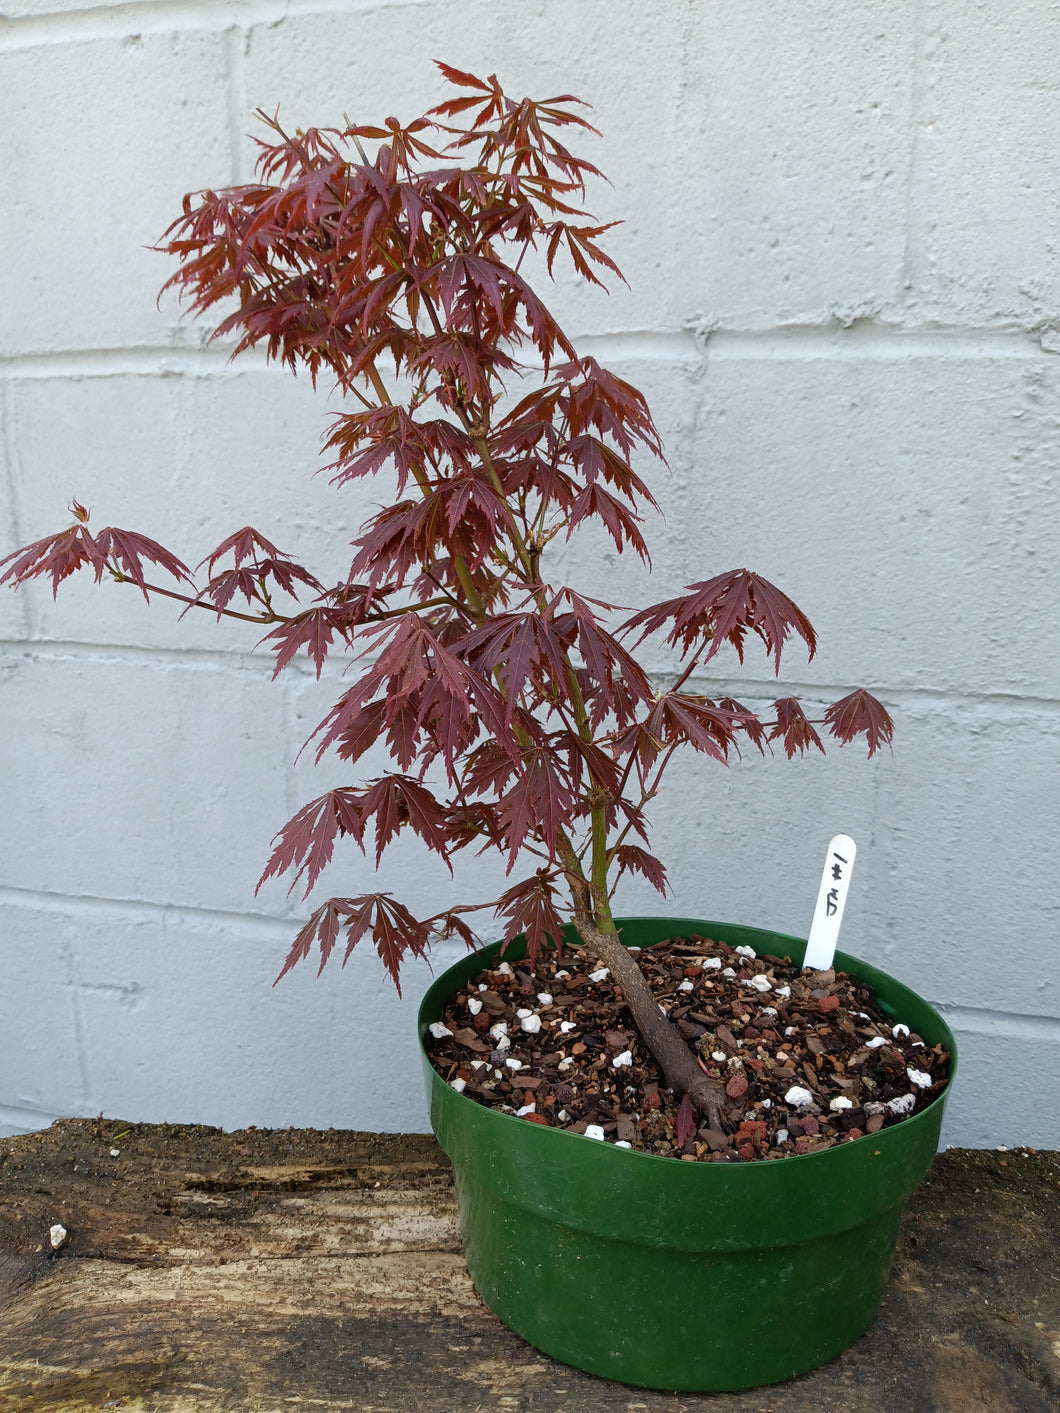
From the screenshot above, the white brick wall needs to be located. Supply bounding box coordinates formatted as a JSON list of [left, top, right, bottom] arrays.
[[1, 1, 1057, 1148]]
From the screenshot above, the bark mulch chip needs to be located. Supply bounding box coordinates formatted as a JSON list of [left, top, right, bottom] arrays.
[[425, 933, 952, 1162]]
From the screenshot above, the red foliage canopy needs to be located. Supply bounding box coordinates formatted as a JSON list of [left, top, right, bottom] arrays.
[[0, 64, 893, 991]]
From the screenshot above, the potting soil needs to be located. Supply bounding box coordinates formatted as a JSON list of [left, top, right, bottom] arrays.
[[424, 934, 952, 1162]]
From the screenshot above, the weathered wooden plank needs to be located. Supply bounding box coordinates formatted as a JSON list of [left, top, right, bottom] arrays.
[[1, 1121, 1058, 1412]]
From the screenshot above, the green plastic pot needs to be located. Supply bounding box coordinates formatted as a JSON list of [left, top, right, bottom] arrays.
[[418, 917, 957, 1393]]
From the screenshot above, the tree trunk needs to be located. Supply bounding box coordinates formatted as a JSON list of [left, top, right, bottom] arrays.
[[575, 917, 726, 1132]]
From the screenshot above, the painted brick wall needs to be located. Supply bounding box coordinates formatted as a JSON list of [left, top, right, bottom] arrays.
[[1, 0, 1057, 1148]]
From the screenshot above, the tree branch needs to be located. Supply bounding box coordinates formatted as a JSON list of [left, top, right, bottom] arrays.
[[574, 915, 726, 1132]]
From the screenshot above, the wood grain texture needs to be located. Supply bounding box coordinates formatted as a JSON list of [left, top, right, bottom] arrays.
[[1, 1121, 1058, 1412]]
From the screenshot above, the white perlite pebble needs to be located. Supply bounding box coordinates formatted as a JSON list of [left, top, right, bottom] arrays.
[[471, 1059, 487, 1071], [865, 1037, 887, 1049], [678, 979, 694, 992], [110, 1148, 120, 1157], [505, 1057, 523, 1070], [615, 1140, 632, 1149], [892, 1024, 911, 1039], [537, 992, 553, 1005], [489, 1022, 509, 1040], [775, 1129, 789, 1146], [735, 945, 757, 958], [761, 1098, 772, 1109], [829, 1096, 854, 1111], [478, 983, 488, 991], [612, 1050, 634, 1069], [557, 1109, 569, 1122], [887, 1093, 916, 1115], [626, 946, 641, 953], [785, 1026, 796, 1037], [785, 1086, 815, 1108], [466, 997, 483, 1016], [494, 1035, 511, 1051], [907, 1068, 932, 1088], [450, 1078, 467, 1093], [748, 975, 771, 992], [496, 962, 513, 975], [429, 1022, 451, 1040], [711, 1050, 727, 1062], [558, 1056, 574, 1070], [589, 968, 610, 983], [760, 1007, 778, 1017], [49, 1223, 68, 1249], [555, 970, 571, 979], [776, 985, 791, 998], [515, 1103, 536, 1116], [559, 1020, 577, 1033], [703, 957, 722, 969], [583, 1125, 606, 1141], [516, 1008, 532, 1018], [722, 967, 737, 978], [520, 1014, 542, 1034]]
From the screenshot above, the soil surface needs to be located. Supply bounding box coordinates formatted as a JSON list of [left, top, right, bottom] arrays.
[[424, 934, 951, 1160], [0, 1119, 1057, 1412]]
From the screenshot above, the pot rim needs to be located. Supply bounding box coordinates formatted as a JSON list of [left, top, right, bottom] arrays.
[[419, 916, 957, 1183]]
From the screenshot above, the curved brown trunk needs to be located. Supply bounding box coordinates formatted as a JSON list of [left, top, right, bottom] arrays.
[[575, 917, 726, 1132]]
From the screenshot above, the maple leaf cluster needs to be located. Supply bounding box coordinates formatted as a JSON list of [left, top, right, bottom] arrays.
[[0, 63, 893, 1000]]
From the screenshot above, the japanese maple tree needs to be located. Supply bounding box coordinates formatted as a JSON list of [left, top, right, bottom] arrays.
[[1, 64, 893, 1128]]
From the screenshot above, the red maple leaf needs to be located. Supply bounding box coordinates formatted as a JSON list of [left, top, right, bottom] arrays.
[[824, 689, 895, 758], [612, 845, 668, 896], [674, 1093, 696, 1148], [623, 569, 816, 673], [767, 698, 825, 760], [495, 871, 568, 969]]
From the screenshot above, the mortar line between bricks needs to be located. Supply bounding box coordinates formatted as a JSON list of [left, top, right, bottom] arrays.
[[0, 0, 439, 52], [0, 346, 271, 379], [0, 1102, 62, 1131], [703, 326, 1057, 361], [1, 324, 1056, 380], [60, 934, 97, 1115], [223, 18, 250, 187], [667, 671, 1060, 718], [1, 879, 1058, 1042], [0, 381, 36, 640], [0, 883, 304, 939], [932, 1005, 1060, 1041], [0, 886, 472, 974], [899, 0, 929, 297], [4, 638, 1060, 717], [0, 638, 282, 675]]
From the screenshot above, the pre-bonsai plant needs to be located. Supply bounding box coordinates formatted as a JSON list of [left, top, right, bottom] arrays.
[[2, 65, 951, 1391], [2, 62, 893, 1119]]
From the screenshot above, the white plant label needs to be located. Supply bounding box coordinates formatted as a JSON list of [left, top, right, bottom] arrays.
[[803, 834, 857, 971]]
